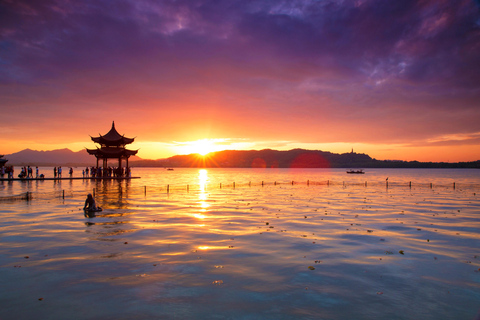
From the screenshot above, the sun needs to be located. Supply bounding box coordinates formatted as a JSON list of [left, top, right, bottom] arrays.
[[180, 139, 220, 156]]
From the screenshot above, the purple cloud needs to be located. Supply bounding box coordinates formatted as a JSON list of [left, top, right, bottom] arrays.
[[0, 0, 479, 157]]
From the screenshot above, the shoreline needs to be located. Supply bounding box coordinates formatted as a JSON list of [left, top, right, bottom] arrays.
[[0, 176, 141, 182]]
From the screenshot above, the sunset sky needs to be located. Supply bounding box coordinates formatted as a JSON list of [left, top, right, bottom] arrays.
[[1, 0, 480, 162]]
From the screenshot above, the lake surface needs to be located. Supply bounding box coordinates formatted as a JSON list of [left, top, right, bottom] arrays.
[[1, 168, 479, 319]]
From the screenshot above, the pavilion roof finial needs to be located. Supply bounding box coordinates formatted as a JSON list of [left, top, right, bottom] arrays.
[[89, 122, 135, 146]]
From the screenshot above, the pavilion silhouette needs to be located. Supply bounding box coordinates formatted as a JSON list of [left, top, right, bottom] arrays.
[[86, 121, 138, 176]]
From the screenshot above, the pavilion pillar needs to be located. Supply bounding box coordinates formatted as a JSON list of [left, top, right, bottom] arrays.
[[118, 157, 123, 177]]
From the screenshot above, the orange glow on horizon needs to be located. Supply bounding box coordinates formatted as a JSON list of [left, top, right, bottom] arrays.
[[1, 136, 478, 163], [176, 139, 225, 156]]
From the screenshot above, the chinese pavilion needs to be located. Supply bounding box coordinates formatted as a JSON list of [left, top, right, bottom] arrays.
[[86, 122, 138, 175]]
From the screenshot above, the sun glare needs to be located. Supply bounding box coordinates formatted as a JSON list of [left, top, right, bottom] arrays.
[[176, 139, 225, 156]]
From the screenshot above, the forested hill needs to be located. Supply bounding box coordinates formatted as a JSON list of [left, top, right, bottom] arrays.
[[132, 149, 480, 169]]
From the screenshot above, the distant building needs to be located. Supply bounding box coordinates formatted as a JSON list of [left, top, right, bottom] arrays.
[[86, 122, 138, 175]]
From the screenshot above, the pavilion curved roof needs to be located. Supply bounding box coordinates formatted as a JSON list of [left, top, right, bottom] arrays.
[[91, 121, 135, 146], [86, 146, 138, 158]]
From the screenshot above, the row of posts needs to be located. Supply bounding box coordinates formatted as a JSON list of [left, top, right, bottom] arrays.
[[24, 189, 66, 201], [73, 180, 459, 198], [18, 181, 459, 201], [140, 181, 457, 195]]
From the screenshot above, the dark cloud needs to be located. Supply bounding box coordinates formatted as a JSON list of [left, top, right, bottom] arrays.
[[2, 0, 478, 86]]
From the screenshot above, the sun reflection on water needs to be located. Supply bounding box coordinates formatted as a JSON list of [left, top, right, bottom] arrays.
[[199, 169, 208, 191], [193, 213, 206, 219], [198, 169, 209, 209]]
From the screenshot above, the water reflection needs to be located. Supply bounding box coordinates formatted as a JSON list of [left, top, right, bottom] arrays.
[[83, 179, 134, 242], [198, 169, 209, 210], [1, 168, 480, 320], [93, 179, 132, 210]]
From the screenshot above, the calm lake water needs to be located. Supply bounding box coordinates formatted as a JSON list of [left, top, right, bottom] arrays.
[[1, 168, 479, 319]]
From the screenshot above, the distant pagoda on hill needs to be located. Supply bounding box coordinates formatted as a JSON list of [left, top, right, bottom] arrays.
[[86, 122, 138, 175]]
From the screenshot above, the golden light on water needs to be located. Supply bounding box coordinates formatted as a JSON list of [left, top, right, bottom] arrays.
[[193, 213, 206, 219], [198, 169, 209, 205], [199, 169, 208, 187]]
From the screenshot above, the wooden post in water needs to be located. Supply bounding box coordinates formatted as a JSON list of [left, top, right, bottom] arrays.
[[187, 185, 189, 192], [307, 180, 309, 186], [365, 181, 367, 187], [386, 180, 388, 189], [144, 186, 146, 195], [262, 181, 264, 187], [249, 181, 251, 187], [327, 180, 329, 186], [291, 181, 294, 185], [409, 181, 411, 188], [274, 181, 277, 186], [430, 183, 433, 189], [233, 182, 235, 189], [220, 183, 222, 189], [167, 185, 170, 194], [453, 182, 455, 190]]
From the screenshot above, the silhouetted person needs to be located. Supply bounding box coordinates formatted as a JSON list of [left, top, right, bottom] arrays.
[[83, 193, 101, 212]]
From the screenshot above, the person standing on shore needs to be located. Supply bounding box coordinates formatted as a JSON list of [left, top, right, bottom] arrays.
[[54, 167, 57, 178], [58, 166, 62, 178], [36, 166, 39, 178]]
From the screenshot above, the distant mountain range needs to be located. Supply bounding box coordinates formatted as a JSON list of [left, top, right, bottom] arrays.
[[3, 148, 139, 167], [3, 148, 479, 168], [134, 149, 479, 169], [4, 148, 94, 166]]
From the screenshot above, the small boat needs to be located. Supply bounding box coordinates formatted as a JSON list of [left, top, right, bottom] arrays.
[[346, 169, 365, 174], [166, 168, 174, 171]]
